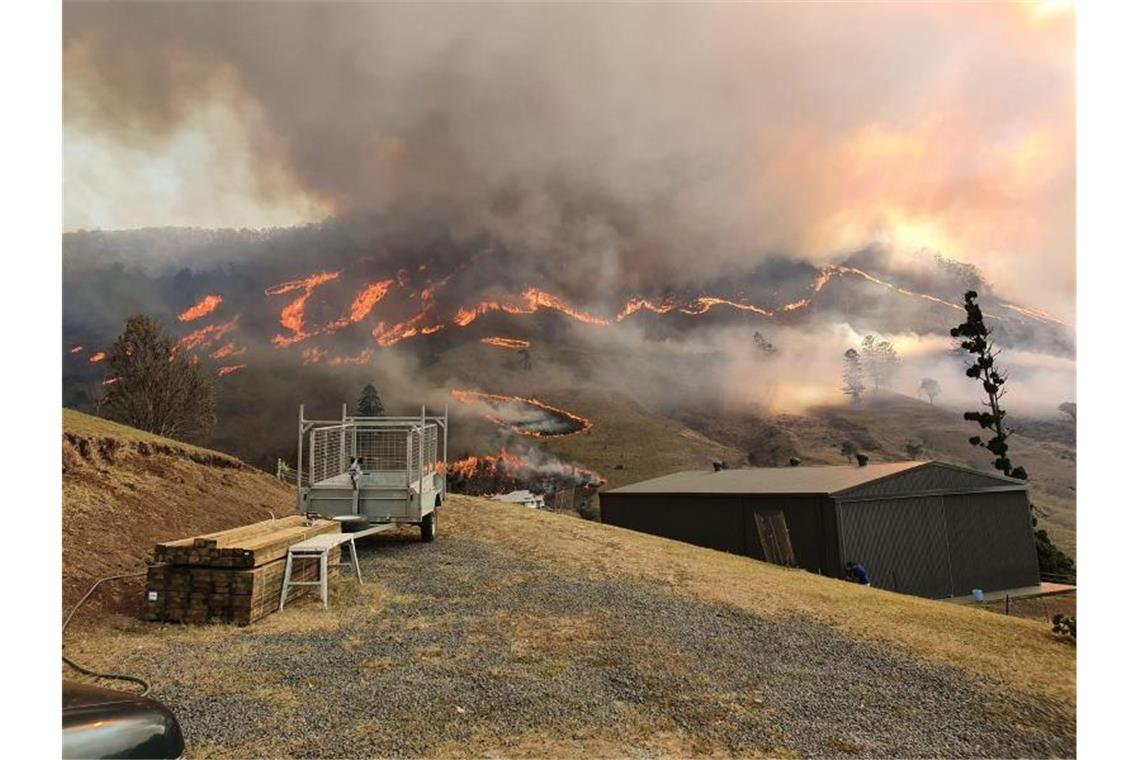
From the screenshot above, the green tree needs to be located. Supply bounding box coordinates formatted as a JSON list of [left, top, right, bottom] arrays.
[[100, 314, 215, 442], [356, 383, 384, 416]]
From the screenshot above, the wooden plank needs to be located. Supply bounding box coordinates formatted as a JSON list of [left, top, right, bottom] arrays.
[[142, 545, 342, 626], [154, 519, 339, 568], [192, 515, 308, 548]]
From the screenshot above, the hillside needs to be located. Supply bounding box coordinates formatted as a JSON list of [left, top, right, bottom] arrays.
[[64, 417, 1074, 757], [62, 409, 296, 614]]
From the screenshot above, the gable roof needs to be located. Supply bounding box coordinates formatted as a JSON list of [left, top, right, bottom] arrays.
[[606, 461, 1026, 497]]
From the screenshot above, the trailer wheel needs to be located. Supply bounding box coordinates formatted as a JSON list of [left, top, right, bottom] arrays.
[[420, 510, 437, 542]]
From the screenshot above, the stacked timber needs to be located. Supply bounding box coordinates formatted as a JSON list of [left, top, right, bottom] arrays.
[[144, 516, 341, 625]]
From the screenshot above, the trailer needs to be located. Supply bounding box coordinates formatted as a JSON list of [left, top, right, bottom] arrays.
[[296, 403, 448, 541]]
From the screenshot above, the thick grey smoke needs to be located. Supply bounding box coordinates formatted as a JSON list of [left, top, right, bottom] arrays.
[[64, 1, 1074, 315]]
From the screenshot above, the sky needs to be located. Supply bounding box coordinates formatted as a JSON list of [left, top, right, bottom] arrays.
[[63, 1, 1074, 318]]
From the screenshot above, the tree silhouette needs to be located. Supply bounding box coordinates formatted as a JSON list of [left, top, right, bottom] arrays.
[[919, 378, 941, 405], [1057, 402, 1076, 422], [356, 383, 384, 416], [752, 331, 777, 356], [840, 440, 859, 463], [100, 314, 215, 442], [951, 291, 1026, 480], [860, 335, 900, 392], [841, 348, 865, 405], [951, 291, 1074, 576]]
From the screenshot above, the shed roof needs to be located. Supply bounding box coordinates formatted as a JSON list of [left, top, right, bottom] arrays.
[[606, 461, 1026, 497]]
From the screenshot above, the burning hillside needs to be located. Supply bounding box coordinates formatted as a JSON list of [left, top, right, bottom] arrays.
[[481, 337, 530, 349], [446, 447, 604, 505], [451, 390, 592, 438]]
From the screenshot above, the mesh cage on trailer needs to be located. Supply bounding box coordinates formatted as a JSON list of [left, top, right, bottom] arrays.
[[296, 403, 449, 520]]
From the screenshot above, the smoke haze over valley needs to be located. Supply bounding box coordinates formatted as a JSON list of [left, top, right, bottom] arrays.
[[62, 1, 1075, 550]]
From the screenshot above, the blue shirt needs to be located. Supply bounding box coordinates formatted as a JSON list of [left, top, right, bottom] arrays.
[[852, 564, 870, 584]]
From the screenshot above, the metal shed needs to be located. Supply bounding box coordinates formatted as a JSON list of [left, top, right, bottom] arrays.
[[599, 461, 1039, 598]]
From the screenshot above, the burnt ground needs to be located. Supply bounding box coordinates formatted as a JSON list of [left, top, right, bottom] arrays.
[[69, 526, 1074, 758]]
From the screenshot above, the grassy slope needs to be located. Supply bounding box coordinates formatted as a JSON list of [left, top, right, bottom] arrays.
[[72, 494, 1074, 757], [448, 496, 1074, 712], [63, 416, 1072, 753], [62, 409, 297, 614]]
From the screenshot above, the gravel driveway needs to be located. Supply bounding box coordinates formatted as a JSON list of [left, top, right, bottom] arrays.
[[83, 527, 1074, 758]]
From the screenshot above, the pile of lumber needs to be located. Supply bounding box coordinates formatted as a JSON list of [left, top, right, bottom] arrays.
[[144, 515, 341, 625]]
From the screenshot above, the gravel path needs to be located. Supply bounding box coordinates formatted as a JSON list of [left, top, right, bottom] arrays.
[[100, 530, 1074, 758]]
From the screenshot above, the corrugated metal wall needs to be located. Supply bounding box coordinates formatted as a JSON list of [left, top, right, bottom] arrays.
[[600, 494, 746, 555], [836, 465, 1020, 500], [836, 496, 953, 597], [836, 490, 1038, 598], [601, 493, 835, 574], [944, 491, 1039, 596]]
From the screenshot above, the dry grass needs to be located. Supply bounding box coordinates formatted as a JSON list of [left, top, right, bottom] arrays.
[[445, 495, 1075, 711], [62, 408, 297, 614]]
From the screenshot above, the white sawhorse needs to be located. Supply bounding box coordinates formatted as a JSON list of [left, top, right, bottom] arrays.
[[279, 524, 391, 610]]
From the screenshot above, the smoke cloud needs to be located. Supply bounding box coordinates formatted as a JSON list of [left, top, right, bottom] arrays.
[[64, 1, 1074, 317]]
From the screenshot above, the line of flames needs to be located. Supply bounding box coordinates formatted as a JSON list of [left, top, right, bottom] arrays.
[[450, 389, 593, 438], [172, 315, 241, 357], [442, 448, 605, 491], [177, 294, 224, 323], [174, 261, 1065, 360], [209, 342, 247, 360], [481, 337, 530, 349], [216, 364, 246, 377]]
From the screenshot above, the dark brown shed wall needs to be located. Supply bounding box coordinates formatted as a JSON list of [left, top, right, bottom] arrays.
[[600, 494, 746, 555], [944, 491, 1039, 596], [600, 493, 836, 575]]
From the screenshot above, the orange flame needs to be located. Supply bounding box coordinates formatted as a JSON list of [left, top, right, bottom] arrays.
[[481, 337, 530, 349], [216, 364, 246, 377], [265, 271, 341, 347], [301, 346, 327, 365], [89, 352, 106, 363], [327, 348, 373, 367], [69, 345, 84, 354], [209, 342, 246, 360], [177, 294, 224, 322], [324, 279, 397, 331], [450, 389, 593, 437], [374, 311, 443, 347], [101, 377, 118, 386], [443, 447, 605, 492], [173, 315, 240, 357]]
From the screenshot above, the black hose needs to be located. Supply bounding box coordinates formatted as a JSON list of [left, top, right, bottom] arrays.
[[62, 571, 151, 696]]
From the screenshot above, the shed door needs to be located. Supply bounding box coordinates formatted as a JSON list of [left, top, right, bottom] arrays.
[[837, 496, 953, 598], [752, 510, 797, 567]]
